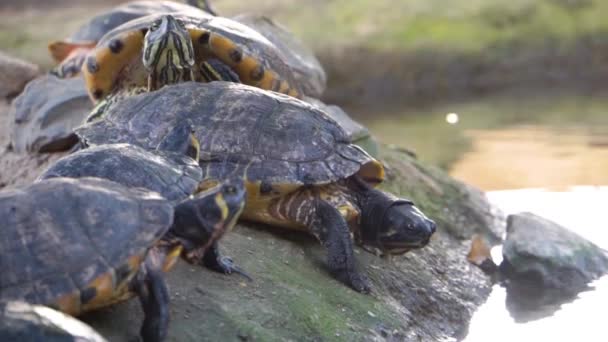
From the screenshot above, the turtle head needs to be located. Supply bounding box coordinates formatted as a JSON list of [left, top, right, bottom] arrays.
[[156, 120, 200, 161], [359, 190, 436, 255], [143, 15, 195, 90], [170, 178, 246, 263]]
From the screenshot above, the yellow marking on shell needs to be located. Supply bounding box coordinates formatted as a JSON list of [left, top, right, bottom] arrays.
[[163, 245, 183, 272], [288, 88, 300, 97], [189, 133, 201, 161], [278, 80, 290, 93], [82, 31, 145, 102], [215, 193, 229, 221], [357, 160, 385, 187]]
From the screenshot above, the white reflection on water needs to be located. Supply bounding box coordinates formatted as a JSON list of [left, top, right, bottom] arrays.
[[465, 186, 608, 342]]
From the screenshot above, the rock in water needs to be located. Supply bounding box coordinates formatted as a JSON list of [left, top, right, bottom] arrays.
[[10, 74, 91, 152], [502, 212, 608, 294], [0, 52, 39, 98]]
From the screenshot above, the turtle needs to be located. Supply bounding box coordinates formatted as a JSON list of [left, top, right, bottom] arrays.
[[75, 81, 437, 293], [48, 0, 213, 78], [0, 301, 107, 342], [0, 176, 246, 341], [81, 12, 303, 105], [10, 74, 91, 153], [38, 121, 247, 276]]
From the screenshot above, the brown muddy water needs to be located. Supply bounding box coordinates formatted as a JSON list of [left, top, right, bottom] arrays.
[[352, 87, 608, 341]]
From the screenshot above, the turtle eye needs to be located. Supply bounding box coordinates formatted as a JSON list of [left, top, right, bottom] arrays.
[[150, 20, 161, 31], [223, 185, 237, 195], [177, 19, 186, 29]]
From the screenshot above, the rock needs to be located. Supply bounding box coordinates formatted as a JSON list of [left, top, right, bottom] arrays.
[[10, 74, 91, 153], [0, 52, 39, 98], [502, 212, 608, 294], [305, 96, 379, 156], [80, 146, 502, 341]]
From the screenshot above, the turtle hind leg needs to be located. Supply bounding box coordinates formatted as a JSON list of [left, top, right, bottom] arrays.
[[310, 200, 371, 293], [201, 242, 253, 281], [133, 251, 170, 342]]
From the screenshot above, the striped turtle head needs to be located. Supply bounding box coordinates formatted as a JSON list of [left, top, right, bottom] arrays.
[[170, 178, 246, 263], [143, 15, 195, 90]]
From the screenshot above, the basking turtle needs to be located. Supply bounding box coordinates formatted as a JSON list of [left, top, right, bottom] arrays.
[[0, 301, 107, 342], [38, 122, 246, 276], [76, 82, 436, 293], [49, 1, 213, 78], [0, 176, 245, 341], [82, 12, 302, 104]]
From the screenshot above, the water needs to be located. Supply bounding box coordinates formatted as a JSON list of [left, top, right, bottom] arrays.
[[354, 88, 608, 341]]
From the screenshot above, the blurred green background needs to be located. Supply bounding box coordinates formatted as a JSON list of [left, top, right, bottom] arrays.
[[1, 0, 607, 189]]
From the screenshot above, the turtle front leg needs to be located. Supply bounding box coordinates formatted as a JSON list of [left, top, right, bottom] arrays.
[[309, 200, 371, 293], [133, 251, 170, 342], [201, 242, 253, 281]]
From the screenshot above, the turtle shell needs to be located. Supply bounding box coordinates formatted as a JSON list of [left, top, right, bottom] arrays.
[[49, 1, 209, 77], [49, 1, 209, 63], [233, 14, 326, 98], [83, 12, 302, 101], [38, 143, 202, 203], [0, 301, 107, 342], [75, 82, 383, 192], [0, 177, 173, 316]]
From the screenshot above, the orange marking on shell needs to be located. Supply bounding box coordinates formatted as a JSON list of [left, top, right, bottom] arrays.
[[162, 245, 183, 272], [257, 68, 276, 90], [48, 40, 95, 63], [79, 272, 116, 311], [82, 31, 144, 102], [357, 160, 385, 187], [54, 292, 81, 316]]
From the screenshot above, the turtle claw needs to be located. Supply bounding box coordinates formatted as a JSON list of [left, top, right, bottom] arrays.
[[335, 269, 371, 294], [203, 254, 253, 282]]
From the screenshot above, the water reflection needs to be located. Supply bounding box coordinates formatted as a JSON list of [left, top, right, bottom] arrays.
[[465, 187, 608, 342], [357, 88, 608, 183]]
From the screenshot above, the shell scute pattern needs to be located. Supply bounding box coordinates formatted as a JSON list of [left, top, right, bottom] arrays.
[[0, 178, 172, 313]]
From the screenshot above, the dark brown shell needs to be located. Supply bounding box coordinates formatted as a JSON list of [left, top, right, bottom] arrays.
[[76, 82, 382, 187], [38, 143, 202, 203], [0, 178, 172, 309]]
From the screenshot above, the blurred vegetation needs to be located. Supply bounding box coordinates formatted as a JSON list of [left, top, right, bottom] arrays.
[[1, 0, 608, 68]]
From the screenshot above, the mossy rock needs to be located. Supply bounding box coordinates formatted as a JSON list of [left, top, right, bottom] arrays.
[[83, 145, 502, 341]]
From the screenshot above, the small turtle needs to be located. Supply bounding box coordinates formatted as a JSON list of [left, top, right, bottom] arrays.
[[38, 121, 246, 276], [76, 82, 436, 293], [0, 301, 107, 342], [48, 1, 212, 78], [233, 14, 327, 99], [82, 12, 302, 104], [0, 176, 245, 341]]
